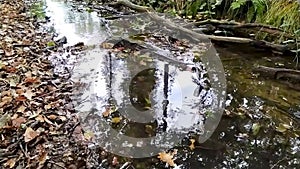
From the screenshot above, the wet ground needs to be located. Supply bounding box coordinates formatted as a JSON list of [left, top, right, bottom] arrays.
[[45, 0, 300, 168]]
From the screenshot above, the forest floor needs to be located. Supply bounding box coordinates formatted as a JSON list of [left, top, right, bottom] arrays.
[[0, 0, 104, 168]]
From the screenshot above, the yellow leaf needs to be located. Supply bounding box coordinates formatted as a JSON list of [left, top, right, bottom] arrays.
[[100, 42, 114, 49], [111, 117, 121, 124], [189, 139, 196, 150]]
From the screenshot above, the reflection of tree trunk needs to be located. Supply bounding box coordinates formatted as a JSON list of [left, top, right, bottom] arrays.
[[108, 52, 113, 104], [162, 64, 169, 131]]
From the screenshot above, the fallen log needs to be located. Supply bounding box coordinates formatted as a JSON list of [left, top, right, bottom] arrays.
[[253, 65, 300, 90], [107, 0, 295, 55]]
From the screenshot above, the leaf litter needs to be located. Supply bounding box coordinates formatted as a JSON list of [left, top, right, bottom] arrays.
[[0, 0, 100, 168]]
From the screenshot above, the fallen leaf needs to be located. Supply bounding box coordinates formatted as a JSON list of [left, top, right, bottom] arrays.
[[111, 117, 121, 124], [38, 151, 47, 165], [276, 123, 291, 133], [112, 156, 119, 166], [252, 123, 261, 136], [17, 105, 26, 113], [100, 42, 114, 49], [44, 104, 51, 110], [84, 131, 94, 141], [4, 158, 16, 168], [12, 117, 26, 128], [0, 114, 11, 129], [102, 107, 111, 117], [44, 116, 54, 125], [23, 90, 34, 100], [24, 77, 39, 84], [157, 152, 176, 167], [0, 96, 13, 107], [47, 114, 57, 120], [24, 127, 39, 142], [35, 115, 44, 122], [15, 95, 27, 102], [189, 139, 196, 150]]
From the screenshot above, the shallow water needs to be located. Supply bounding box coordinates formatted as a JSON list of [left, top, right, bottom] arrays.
[[45, 0, 300, 168]]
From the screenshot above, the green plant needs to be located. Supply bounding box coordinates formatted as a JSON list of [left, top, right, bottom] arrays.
[[30, 1, 46, 19], [229, 0, 267, 22]]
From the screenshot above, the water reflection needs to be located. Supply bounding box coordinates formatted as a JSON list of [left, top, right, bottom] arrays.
[[46, 0, 107, 45]]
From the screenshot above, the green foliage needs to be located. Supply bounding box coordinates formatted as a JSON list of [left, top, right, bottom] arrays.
[[229, 0, 267, 22], [30, 1, 46, 19], [260, 0, 300, 34]]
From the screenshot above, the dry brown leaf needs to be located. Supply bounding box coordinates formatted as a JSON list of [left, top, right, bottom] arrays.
[[102, 107, 111, 117], [24, 90, 34, 100], [24, 127, 39, 142], [17, 105, 26, 113], [4, 158, 16, 168], [16, 88, 24, 94], [16, 95, 27, 102], [36, 115, 44, 122], [1, 90, 11, 96], [100, 42, 114, 49], [24, 77, 39, 84], [112, 156, 119, 166], [0, 96, 13, 107], [157, 152, 176, 167], [44, 104, 51, 110], [38, 151, 48, 165], [12, 117, 26, 128], [47, 114, 57, 120]]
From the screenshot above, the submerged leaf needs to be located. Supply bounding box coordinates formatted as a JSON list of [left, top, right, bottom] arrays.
[[252, 123, 261, 136], [111, 117, 121, 124], [276, 123, 291, 133]]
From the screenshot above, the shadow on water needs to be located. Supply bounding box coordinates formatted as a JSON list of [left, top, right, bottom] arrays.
[[45, 0, 299, 168]]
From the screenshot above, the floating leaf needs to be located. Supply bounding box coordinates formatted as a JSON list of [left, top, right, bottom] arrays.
[[102, 107, 111, 117], [100, 42, 114, 49], [189, 139, 196, 150], [157, 152, 176, 167]]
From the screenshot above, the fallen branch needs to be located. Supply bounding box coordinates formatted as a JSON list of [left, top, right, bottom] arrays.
[[186, 19, 293, 38], [106, 0, 294, 55], [109, 0, 154, 12], [254, 65, 300, 90]]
